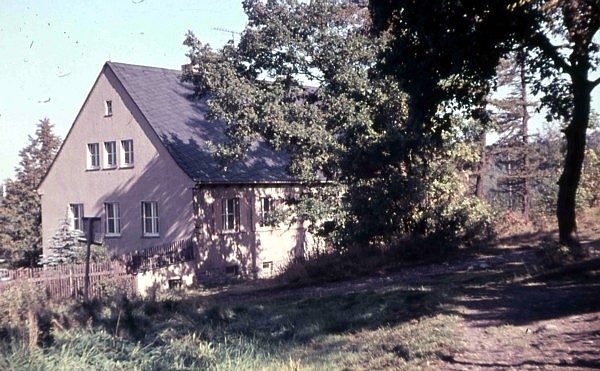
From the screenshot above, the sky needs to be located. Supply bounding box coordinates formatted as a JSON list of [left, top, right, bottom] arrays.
[[0, 0, 247, 181], [0, 1, 598, 181]]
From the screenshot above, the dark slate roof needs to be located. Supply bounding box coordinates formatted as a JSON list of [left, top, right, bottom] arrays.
[[107, 61, 295, 183]]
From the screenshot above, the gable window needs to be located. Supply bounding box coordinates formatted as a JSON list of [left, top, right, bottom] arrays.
[[142, 201, 159, 237], [259, 197, 274, 227], [87, 143, 100, 169], [221, 197, 240, 231], [104, 141, 117, 168], [121, 140, 134, 167], [105, 100, 113, 116], [69, 203, 84, 232], [104, 202, 121, 236]]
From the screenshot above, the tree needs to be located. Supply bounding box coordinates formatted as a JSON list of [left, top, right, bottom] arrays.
[[579, 128, 600, 209], [370, 0, 599, 255], [489, 52, 538, 218], [0, 119, 61, 267], [183, 0, 492, 250], [40, 211, 83, 266]]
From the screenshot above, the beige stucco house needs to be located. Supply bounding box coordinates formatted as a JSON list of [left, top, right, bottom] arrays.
[[38, 62, 316, 289]]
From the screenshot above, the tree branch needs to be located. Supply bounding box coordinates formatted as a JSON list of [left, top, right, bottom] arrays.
[[530, 32, 572, 74], [591, 76, 600, 88]]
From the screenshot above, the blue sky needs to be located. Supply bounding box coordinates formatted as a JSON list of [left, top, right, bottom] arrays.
[[0, 0, 246, 181], [0, 1, 598, 181]]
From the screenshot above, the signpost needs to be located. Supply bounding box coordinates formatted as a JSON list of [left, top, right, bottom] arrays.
[[80, 217, 102, 300]]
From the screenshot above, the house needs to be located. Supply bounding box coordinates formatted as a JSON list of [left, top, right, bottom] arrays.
[[38, 62, 319, 290]]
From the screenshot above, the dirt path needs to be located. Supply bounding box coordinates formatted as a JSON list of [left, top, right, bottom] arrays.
[[204, 241, 600, 369], [438, 244, 600, 369]]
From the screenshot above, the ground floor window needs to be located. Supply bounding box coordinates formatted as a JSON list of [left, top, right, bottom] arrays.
[[221, 197, 240, 231], [104, 202, 121, 236], [69, 203, 84, 231], [142, 201, 159, 236], [259, 197, 275, 227]]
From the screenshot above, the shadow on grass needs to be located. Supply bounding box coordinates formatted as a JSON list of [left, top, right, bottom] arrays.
[[44, 232, 599, 369]]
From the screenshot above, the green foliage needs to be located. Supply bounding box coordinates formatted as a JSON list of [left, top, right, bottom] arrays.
[[41, 212, 84, 266], [0, 118, 61, 267], [184, 0, 493, 251], [370, 0, 599, 249], [0, 282, 51, 348], [578, 145, 600, 209], [0, 281, 459, 370]]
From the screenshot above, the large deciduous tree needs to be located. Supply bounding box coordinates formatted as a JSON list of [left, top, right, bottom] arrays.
[[0, 118, 61, 267], [184, 0, 492, 250], [370, 0, 599, 255]]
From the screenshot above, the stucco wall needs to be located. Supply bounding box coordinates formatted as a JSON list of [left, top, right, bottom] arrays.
[[39, 66, 195, 256], [194, 185, 317, 279]]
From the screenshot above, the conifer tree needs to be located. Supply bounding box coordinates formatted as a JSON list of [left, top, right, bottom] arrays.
[[0, 119, 61, 267], [41, 211, 83, 266], [489, 51, 537, 219]]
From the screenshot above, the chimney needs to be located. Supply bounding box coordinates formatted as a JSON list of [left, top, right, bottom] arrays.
[[181, 63, 199, 75]]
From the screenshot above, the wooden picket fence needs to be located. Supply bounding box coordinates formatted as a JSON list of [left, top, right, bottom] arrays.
[[121, 238, 195, 274], [0, 261, 136, 300]]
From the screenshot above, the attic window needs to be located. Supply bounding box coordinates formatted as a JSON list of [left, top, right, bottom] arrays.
[[105, 100, 113, 117]]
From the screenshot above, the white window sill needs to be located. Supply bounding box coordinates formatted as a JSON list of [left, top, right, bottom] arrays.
[[219, 229, 242, 235], [120, 164, 134, 169], [86, 167, 100, 171], [103, 166, 117, 170], [105, 233, 121, 238]]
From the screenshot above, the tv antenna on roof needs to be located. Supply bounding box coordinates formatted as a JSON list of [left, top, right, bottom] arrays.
[[213, 27, 241, 42]]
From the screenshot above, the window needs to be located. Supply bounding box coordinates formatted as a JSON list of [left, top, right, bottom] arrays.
[[104, 141, 117, 168], [87, 143, 100, 169], [221, 197, 240, 231], [259, 197, 274, 227], [142, 201, 159, 236], [105, 100, 113, 116], [104, 202, 121, 236], [121, 140, 134, 167], [69, 204, 84, 231], [225, 264, 239, 276]]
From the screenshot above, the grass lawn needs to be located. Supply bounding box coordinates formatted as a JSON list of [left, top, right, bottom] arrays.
[[2, 233, 598, 370], [0, 276, 462, 370]]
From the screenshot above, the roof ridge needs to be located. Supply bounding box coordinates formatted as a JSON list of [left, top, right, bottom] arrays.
[[106, 61, 181, 74]]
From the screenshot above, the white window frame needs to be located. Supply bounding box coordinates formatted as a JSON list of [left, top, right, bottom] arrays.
[[121, 140, 134, 167], [87, 143, 100, 170], [105, 100, 113, 116], [259, 197, 274, 227], [142, 201, 159, 237], [104, 202, 121, 236], [221, 197, 240, 231], [69, 203, 84, 232], [104, 141, 117, 169]]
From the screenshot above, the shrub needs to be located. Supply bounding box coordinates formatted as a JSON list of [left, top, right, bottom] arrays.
[[0, 283, 53, 348]]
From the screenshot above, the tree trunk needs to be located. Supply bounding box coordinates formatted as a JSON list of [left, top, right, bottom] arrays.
[[475, 132, 486, 200], [556, 72, 591, 256], [519, 55, 531, 220]]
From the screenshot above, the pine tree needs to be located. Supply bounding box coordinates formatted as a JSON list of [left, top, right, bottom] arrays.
[[0, 119, 61, 267], [41, 211, 83, 266], [489, 52, 537, 220]]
